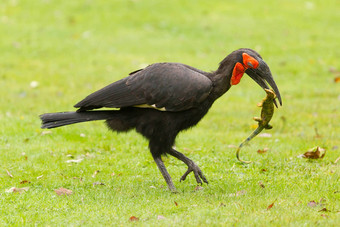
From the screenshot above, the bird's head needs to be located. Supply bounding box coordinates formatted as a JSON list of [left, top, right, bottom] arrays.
[[219, 48, 282, 107]]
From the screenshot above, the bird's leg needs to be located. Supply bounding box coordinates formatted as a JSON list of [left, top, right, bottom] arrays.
[[152, 155, 177, 192], [167, 148, 208, 185]]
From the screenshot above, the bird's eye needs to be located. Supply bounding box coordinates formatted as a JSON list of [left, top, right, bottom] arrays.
[[242, 53, 259, 69]]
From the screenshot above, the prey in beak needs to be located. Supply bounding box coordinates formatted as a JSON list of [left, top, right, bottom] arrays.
[[229, 50, 282, 107], [245, 59, 282, 108]]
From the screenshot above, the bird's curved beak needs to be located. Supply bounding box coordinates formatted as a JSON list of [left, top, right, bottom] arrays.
[[245, 59, 282, 107]]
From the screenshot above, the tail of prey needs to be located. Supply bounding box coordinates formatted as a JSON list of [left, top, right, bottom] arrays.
[[40, 110, 117, 129], [236, 126, 264, 164]]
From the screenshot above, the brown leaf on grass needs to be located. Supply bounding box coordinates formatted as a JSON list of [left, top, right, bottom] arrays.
[[129, 216, 139, 222], [6, 169, 13, 178], [307, 200, 318, 207], [257, 148, 269, 154], [259, 181, 265, 188], [301, 147, 326, 159], [334, 77, 340, 83], [92, 170, 100, 178], [174, 201, 178, 206], [261, 169, 267, 172], [329, 67, 340, 83], [20, 180, 31, 184], [267, 200, 276, 210], [6, 187, 29, 193], [318, 208, 331, 212], [54, 187, 72, 196]]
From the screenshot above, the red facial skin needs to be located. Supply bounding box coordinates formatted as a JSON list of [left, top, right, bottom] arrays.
[[230, 53, 259, 85]]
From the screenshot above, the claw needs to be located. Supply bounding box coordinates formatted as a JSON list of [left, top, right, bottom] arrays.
[[180, 164, 208, 185]]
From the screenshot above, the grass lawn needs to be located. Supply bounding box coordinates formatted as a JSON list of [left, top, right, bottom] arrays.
[[1, 0, 339, 226]]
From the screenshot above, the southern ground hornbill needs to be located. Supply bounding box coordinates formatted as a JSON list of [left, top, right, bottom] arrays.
[[40, 48, 282, 192]]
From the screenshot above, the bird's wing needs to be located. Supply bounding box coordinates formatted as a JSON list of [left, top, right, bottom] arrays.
[[74, 63, 213, 112]]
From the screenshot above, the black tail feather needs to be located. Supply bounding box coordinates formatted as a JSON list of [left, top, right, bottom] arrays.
[[40, 110, 118, 129]]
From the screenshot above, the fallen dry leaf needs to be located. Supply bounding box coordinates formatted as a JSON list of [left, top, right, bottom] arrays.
[[307, 200, 318, 207], [92, 170, 100, 178], [261, 169, 267, 172], [20, 180, 31, 184], [259, 181, 265, 188], [318, 208, 331, 212], [174, 201, 178, 206], [129, 216, 139, 222], [301, 147, 326, 159], [267, 200, 276, 210], [6, 187, 29, 194], [6, 169, 13, 178], [334, 77, 340, 83], [54, 187, 72, 196], [257, 148, 269, 154]]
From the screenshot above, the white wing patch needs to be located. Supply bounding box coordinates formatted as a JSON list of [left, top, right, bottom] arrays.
[[133, 104, 167, 111]]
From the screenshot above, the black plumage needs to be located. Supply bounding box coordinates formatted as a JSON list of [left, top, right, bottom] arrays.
[[40, 48, 282, 192]]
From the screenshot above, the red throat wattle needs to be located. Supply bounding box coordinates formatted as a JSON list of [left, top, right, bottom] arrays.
[[230, 53, 259, 86], [231, 62, 245, 85]]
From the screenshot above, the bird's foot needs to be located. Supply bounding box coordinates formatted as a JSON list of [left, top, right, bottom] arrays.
[[180, 162, 208, 185]]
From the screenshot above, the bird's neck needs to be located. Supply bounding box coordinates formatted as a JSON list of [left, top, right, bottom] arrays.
[[208, 70, 232, 100]]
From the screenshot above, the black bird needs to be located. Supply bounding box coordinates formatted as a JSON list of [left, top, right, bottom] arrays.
[[40, 48, 282, 192]]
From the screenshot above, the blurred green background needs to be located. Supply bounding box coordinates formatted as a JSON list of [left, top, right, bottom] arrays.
[[0, 0, 339, 225]]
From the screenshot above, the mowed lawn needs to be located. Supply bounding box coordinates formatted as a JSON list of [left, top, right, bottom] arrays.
[[0, 0, 339, 226]]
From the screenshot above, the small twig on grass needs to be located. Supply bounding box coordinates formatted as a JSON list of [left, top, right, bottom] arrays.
[[334, 156, 340, 164], [6, 169, 13, 178]]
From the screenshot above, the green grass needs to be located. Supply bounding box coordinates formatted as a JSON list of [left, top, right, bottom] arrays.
[[1, 0, 339, 226]]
